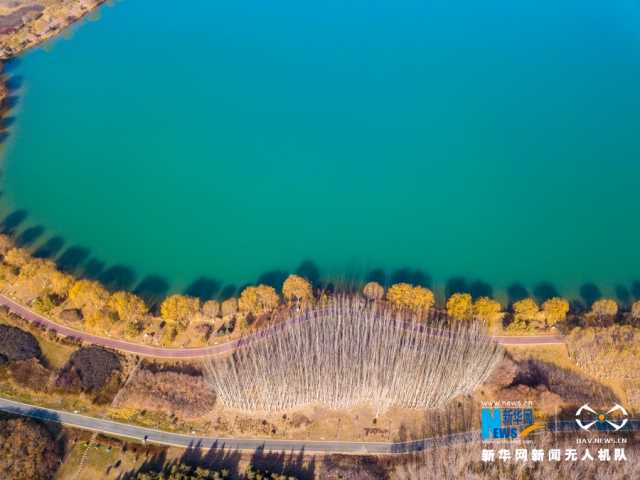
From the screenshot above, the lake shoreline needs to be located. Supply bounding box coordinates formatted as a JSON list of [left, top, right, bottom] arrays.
[[0, 0, 105, 60]]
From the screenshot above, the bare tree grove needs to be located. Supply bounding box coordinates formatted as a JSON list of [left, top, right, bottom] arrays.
[[205, 297, 503, 414]]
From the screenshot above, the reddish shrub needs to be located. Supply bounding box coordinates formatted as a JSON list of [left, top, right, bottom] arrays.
[[0, 324, 41, 361], [115, 362, 216, 418], [56, 346, 121, 392]]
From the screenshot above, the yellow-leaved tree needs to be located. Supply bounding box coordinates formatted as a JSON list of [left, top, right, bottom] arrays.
[[13, 258, 57, 301], [473, 296, 503, 330], [3, 248, 31, 268], [282, 274, 313, 303], [386, 283, 435, 313], [202, 299, 221, 319], [221, 297, 238, 317], [160, 294, 200, 329], [84, 309, 116, 334], [108, 291, 148, 322], [590, 299, 618, 325], [0, 234, 13, 256], [473, 297, 502, 320], [239, 285, 280, 316], [513, 298, 539, 322], [362, 281, 385, 301], [49, 270, 75, 298], [68, 279, 109, 314], [591, 298, 618, 316], [446, 293, 473, 321], [542, 297, 570, 327], [410, 286, 435, 312]]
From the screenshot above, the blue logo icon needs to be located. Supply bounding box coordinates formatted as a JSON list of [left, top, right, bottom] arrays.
[[481, 407, 536, 440]]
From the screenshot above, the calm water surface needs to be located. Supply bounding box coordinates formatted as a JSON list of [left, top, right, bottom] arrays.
[[2, 0, 640, 303]]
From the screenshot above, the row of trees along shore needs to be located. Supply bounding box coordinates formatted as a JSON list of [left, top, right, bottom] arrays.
[[1, 234, 639, 344]]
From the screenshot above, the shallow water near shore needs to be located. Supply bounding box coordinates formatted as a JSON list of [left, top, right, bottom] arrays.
[[1, 0, 639, 303]]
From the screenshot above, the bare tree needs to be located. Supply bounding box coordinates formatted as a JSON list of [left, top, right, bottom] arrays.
[[205, 296, 502, 414]]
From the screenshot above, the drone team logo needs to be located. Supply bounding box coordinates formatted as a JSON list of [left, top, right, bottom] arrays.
[[575, 403, 629, 432]]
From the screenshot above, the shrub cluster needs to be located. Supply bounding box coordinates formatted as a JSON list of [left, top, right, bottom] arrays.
[[0, 324, 41, 361], [115, 362, 216, 418], [56, 346, 121, 392], [7, 358, 52, 392]]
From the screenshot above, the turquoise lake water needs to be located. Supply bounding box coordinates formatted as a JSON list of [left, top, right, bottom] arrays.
[[1, 0, 640, 304]]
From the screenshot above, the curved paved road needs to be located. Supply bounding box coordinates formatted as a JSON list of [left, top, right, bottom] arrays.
[[0, 397, 478, 454], [0, 294, 564, 358]]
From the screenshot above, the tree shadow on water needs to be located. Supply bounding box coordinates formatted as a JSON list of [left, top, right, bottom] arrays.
[[296, 260, 320, 285], [219, 284, 237, 300], [366, 268, 386, 286], [532, 282, 559, 303], [1, 115, 16, 128], [3, 57, 21, 73], [257, 270, 288, 290], [33, 236, 65, 259], [5, 75, 23, 91], [390, 268, 431, 288], [445, 277, 467, 298], [15, 225, 44, 247], [0, 210, 27, 235], [615, 285, 631, 307], [445, 276, 493, 299], [184, 276, 220, 301], [56, 246, 90, 274], [83, 258, 105, 279], [134, 275, 169, 307], [99, 265, 137, 291], [579, 283, 602, 308], [0, 73, 21, 145], [1, 95, 19, 110], [507, 283, 528, 305]]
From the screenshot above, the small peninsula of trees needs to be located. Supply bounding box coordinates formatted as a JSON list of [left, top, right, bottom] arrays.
[[205, 296, 502, 413]]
